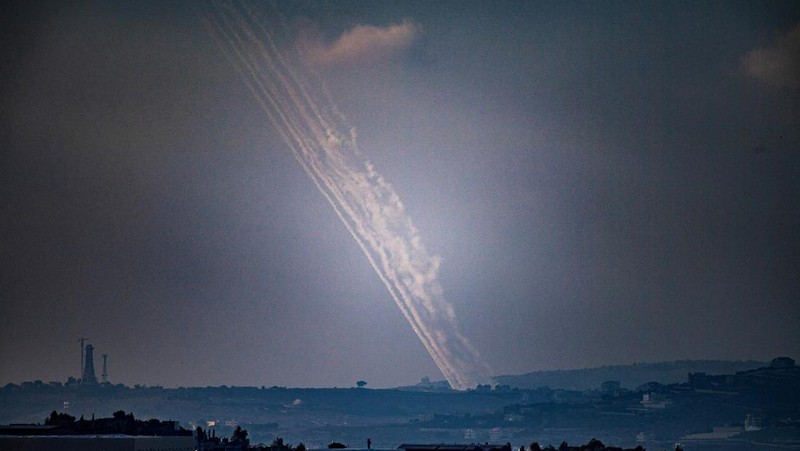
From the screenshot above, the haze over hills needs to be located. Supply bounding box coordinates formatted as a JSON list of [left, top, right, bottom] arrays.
[[492, 359, 767, 391], [2, 357, 798, 450]]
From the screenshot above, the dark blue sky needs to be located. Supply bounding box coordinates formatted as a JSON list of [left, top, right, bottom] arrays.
[[1, 1, 798, 388]]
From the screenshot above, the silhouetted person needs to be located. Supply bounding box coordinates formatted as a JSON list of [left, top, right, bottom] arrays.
[[367, 438, 372, 449]]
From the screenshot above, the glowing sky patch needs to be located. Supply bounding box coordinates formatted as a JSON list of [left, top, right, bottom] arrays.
[[197, 1, 490, 389]]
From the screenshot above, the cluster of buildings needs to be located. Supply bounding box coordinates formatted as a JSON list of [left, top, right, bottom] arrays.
[[687, 356, 797, 392], [0, 410, 193, 451]]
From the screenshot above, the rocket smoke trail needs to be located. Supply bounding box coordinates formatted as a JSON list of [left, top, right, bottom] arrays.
[[196, 1, 491, 389]]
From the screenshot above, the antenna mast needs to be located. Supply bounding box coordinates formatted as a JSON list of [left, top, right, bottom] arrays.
[[102, 354, 109, 383], [79, 337, 89, 380]]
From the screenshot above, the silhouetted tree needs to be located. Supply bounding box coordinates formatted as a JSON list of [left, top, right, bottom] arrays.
[[46, 411, 76, 425], [530, 443, 542, 451], [356, 380, 367, 388], [586, 438, 605, 450], [232, 425, 248, 442], [297, 442, 307, 451]]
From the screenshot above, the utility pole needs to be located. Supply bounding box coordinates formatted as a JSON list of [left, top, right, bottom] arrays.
[[79, 337, 89, 380]]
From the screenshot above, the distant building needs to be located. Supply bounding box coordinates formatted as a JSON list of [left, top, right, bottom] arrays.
[[770, 357, 796, 369], [600, 380, 622, 397], [682, 426, 743, 441], [687, 372, 734, 391], [637, 381, 664, 393], [640, 392, 670, 409], [745, 414, 763, 431]]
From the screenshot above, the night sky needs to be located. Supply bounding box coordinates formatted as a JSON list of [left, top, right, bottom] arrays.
[[2, 1, 798, 389]]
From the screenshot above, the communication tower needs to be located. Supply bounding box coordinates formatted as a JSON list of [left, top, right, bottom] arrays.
[[102, 354, 109, 383], [79, 337, 89, 379], [81, 344, 98, 385]]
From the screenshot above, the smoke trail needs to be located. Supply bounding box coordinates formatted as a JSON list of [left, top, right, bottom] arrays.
[[196, 1, 490, 389]]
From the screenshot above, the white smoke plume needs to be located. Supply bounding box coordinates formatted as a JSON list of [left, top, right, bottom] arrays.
[[300, 20, 420, 67], [196, 1, 490, 390]]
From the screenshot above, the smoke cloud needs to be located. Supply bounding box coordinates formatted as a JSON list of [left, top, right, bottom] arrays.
[[742, 21, 800, 89], [300, 20, 419, 67]]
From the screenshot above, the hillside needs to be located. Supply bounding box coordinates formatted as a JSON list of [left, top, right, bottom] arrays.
[[493, 359, 766, 390]]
